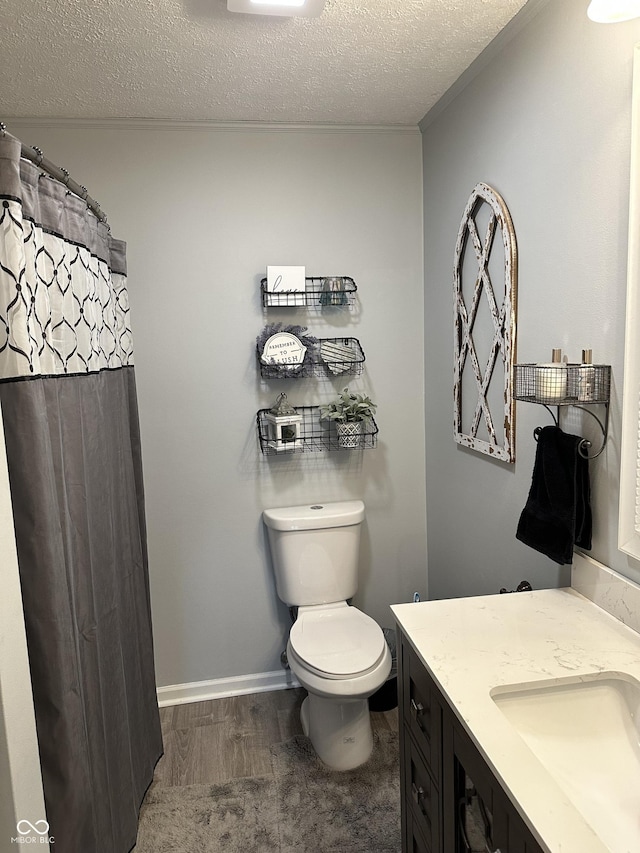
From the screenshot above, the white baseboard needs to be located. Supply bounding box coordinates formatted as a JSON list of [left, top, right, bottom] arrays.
[[156, 669, 301, 708]]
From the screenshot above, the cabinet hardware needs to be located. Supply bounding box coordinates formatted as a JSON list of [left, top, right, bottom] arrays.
[[410, 698, 424, 718], [411, 782, 425, 803], [411, 782, 429, 817], [460, 790, 496, 852], [411, 697, 429, 734], [458, 797, 472, 851]]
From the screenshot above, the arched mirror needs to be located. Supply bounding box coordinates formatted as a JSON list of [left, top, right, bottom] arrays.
[[619, 43, 640, 560]]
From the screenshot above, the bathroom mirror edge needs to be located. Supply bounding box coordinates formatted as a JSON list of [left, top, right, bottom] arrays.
[[618, 41, 640, 562]]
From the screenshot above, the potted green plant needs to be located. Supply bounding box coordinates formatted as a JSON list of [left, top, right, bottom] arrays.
[[319, 387, 377, 448]]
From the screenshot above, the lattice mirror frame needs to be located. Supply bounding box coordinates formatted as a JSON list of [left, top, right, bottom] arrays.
[[453, 182, 517, 463]]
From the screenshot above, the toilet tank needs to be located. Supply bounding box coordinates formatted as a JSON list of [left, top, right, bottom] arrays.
[[262, 500, 365, 607]]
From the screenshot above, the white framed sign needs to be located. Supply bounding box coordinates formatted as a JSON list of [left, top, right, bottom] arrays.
[[266, 265, 306, 293], [261, 332, 307, 366]]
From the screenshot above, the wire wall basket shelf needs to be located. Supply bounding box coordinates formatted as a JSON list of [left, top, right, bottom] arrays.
[[513, 364, 611, 406], [514, 363, 611, 458], [258, 336, 365, 379], [257, 406, 378, 454], [261, 276, 357, 308]]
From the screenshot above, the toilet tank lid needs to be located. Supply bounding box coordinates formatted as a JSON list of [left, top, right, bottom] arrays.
[[262, 500, 365, 531]]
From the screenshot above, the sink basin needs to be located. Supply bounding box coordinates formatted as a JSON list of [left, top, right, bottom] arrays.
[[491, 673, 640, 852]]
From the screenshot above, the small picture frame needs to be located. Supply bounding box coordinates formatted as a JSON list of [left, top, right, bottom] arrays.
[[266, 265, 306, 293]]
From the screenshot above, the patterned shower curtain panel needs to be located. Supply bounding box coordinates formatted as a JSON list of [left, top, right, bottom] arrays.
[[0, 133, 162, 853], [0, 140, 131, 380]]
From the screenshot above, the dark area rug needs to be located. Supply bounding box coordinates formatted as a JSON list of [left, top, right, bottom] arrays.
[[135, 730, 401, 852]]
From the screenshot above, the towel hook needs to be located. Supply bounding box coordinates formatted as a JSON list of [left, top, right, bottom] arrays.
[[532, 404, 559, 439], [574, 404, 608, 459], [532, 404, 608, 459]]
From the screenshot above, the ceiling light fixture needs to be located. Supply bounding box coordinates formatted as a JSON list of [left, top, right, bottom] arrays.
[[251, 0, 305, 6], [227, 0, 325, 17], [587, 0, 640, 22]]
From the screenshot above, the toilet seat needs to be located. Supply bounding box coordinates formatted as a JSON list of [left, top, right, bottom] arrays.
[[289, 603, 386, 679]]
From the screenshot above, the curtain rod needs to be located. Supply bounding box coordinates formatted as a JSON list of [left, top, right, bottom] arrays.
[[0, 121, 108, 226]]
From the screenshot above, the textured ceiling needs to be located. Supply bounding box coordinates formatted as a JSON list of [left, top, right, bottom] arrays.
[[0, 0, 529, 125]]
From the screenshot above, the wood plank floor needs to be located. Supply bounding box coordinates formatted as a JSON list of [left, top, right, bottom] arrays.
[[154, 687, 398, 788]]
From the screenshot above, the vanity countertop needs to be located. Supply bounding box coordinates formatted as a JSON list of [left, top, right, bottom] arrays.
[[391, 581, 640, 853]]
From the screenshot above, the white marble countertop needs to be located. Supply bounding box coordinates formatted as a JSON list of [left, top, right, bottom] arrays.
[[391, 572, 640, 853]]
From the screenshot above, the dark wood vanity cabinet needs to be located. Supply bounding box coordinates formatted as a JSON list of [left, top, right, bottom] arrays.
[[400, 633, 442, 853], [397, 628, 545, 853]]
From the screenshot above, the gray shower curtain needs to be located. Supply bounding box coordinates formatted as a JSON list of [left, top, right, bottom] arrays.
[[0, 133, 162, 852]]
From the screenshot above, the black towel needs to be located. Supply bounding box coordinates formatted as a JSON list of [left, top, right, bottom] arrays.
[[516, 425, 592, 565]]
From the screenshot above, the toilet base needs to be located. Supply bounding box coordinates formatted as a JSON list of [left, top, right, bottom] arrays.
[[300, 693, 373, 770]]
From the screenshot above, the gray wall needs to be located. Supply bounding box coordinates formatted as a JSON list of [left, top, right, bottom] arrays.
[[421, 0, 640, 599], [10, 0, 640, 691], [7, 121, 427, 689]]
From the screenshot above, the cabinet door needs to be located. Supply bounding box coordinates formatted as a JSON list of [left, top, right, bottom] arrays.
[[400, 634, 442, 781], [493, 788, 544, 853], [405, 805, 435, 853], [452, 722, 543, 853], [403, 731, 441, 852], [397, 626, 545, 853]]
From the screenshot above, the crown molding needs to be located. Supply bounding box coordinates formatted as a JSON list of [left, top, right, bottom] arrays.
[[4, 117, 420, 135]]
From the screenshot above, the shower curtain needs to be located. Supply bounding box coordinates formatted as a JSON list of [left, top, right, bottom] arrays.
[[0, 133, 162, 852]]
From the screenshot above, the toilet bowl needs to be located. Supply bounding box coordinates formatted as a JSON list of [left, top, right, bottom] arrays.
[[287, 602, 391, 769], [262, 500, 391, 770]]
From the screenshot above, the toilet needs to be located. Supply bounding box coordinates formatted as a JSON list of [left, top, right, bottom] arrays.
[[262, 499, 391, 770]]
